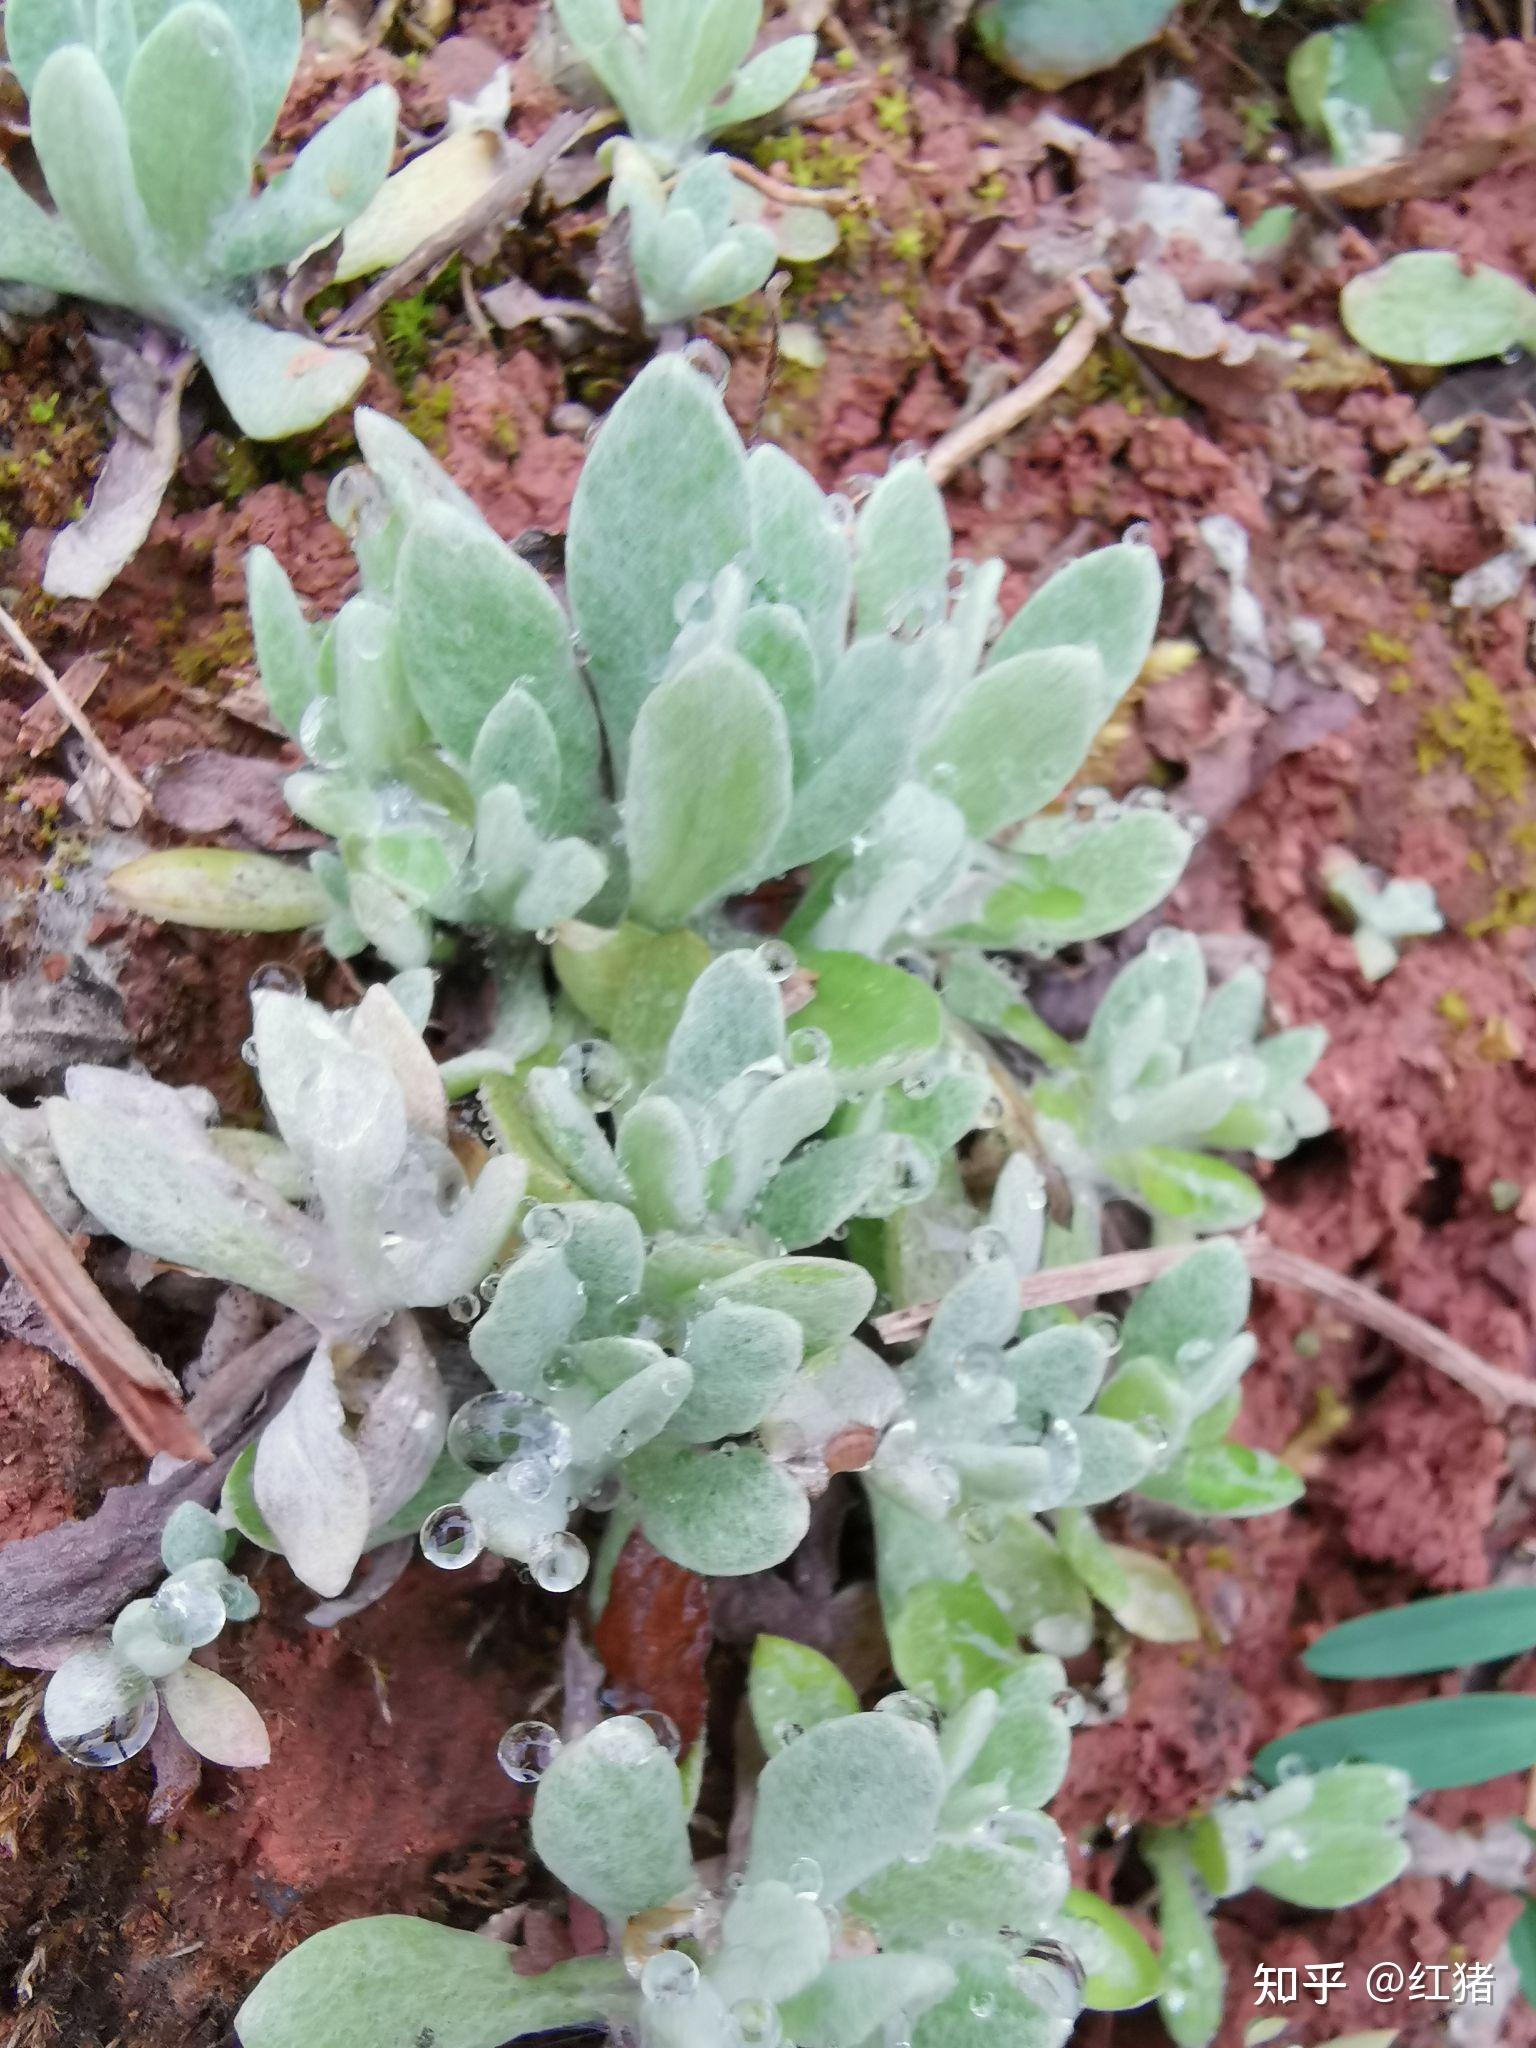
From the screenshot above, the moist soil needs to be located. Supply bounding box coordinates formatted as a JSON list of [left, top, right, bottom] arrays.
[[4, 6, 1536, 2046]]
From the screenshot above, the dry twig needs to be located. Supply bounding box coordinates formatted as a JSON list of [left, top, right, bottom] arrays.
[[924, 288, 1112, 486], [0, 603, 148, 821], [725, 156, 859, 209], [873, 1233, 1536, 1414]]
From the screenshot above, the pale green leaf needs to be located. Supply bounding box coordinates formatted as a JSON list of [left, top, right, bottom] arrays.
[[748, 1635, 858, 1757], [630, 1442, 810, 1575], [989, 541, 1163, 719], [748, 1710, 947, 1901]]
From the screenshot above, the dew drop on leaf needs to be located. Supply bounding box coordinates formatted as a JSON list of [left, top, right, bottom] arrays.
[[754, 938, 798, 982], [530, 1530, 589, 1593], [420, 1503, 483, 1570], [785, 1025, 831, 1069], [875, 1690, 941, 1733], [248, 963, 304, 1000], [523, 1203, 573, 1248], [447, 1293, 480, 1324], [640, 1950, 700, 2003], [496, 1718, 562, 1784], [634, 1708, 681, 1758]]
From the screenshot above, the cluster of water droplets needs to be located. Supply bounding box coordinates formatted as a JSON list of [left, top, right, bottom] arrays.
[[421, 1385, 589, 1591]]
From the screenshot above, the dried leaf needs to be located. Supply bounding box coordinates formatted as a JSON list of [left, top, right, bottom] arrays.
[[18, 655, 104, 757], [43, 351, 194, 602], [590, 1530, 712, 1748], [149, 750, 324, 853]]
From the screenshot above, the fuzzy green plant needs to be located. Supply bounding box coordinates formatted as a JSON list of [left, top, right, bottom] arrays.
[[230, 1659, 1413, 2048], [608, 143, 779, 331], [111, 348, 1191, 1017], [949, 932, 1330, 1240], [0, 0, 397, 437], [1321, 850, 1442, 983]]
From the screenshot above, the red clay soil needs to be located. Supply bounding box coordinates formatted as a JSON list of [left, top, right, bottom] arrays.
[[4, 7, 1536, 2046]]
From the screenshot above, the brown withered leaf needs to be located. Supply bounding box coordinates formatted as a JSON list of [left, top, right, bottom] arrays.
[[590, 1531, 711, 1748], [18, 656, 105, 759], [148, 749, 322, 853]]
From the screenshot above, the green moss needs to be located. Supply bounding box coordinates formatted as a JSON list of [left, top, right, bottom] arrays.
[[873, 90, 911, 139], [403, 377, 453, 452], [1417, 665, 1528, 805]]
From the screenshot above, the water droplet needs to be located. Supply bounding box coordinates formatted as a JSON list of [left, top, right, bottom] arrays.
[[240, 1036, 259, 1067], [773, 1718, 805, 1747], [826, 492, 856, 535], [583, 1470, 623, 1510], [787, 1854, 823, 1899], [731, 1996, 782, 2046], [1082, 1311, 1121, 1355], [557, 1037, 632, 1112], [1012, 1938, 1086, 2021], [1122, 520, 1154, 548], [47, 1660, 159, 1768], [530, 1530, 589, 1593], [1136, 1413, 1172, 1465], [1239, 0, 1283, 12], [1276, 1751, 1310, 1782], [1175, 1336, 1214, 1373], [755, 939, 797, 982], [969, 1993, 996, 2020], [298, 696, 346, 769], [1503, 342, 1527, 368], [967, 1226, 1012, 1267], [248, 963, 303, 1000], [900, 1061, 941, 1100], [681, 337, 730, 392], [843, 471, 879, 506], [1051, 1687, 1087, 1727], [988, 1806, 1066, 1859], [785, 1025, 831, 1071], [151, 1575, 226, 1648], [890, 948, 938, 985], [886, 1138, 937, 1206], [523, 1203, 573, 1249], [447, 1293, 480, 1324], [479, 1271, 502, 1304], [640, 1950, 699, 2003], [875, 1690, 941, 1733], [498, 1454, 555, 1503], [421, 1504, 483, 1570], [497, 1718, 562, 1783], [974, 1091, 1006, 1131], [450, 1390, 572, 1474]]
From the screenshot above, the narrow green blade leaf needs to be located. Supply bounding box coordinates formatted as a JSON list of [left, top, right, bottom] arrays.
[[109, 849, 330, 932], [1304, 1587, 1536, 1680], [1256, 1694, 1536, 1790]]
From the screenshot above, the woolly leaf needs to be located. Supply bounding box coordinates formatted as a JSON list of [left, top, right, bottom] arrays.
[[631, 1442, 810, 1575], [989, 542, 1162, 716], [748, 1711, 947, 1901], [748, 1636, 859, 1757]]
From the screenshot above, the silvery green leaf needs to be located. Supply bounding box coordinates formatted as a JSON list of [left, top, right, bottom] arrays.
[[353, 1326, 448, 1523], [630, 1441, 810, 1574], [1139, 1441, 1302, 1519], [987, 1153, 1048, 1279], [964, 1511, 1092, 1654], [1256, 1025, 1327, 1089], [945, 556, 1006, 684], [799, 783, 967, 956], [703, 32, 816, 133], [1118, 1145, 1264, 1232], [568, 356, 749, 761], [1187, 967, 1265, 1066], [1010, 1325, 1107, 1422], [704, 1256, 874, 1351], [1087, 933, 1206, 1061], [213, 0, 303, 146], [779, 1956, 956, 2048], [664, 950, 785, 1101], [247, 545, 321, 735], [125, 4, 252, 271], [1120, 1238, 1249, 1361], [967, 1664, 1073, 1808], [461, 1469, 568, 1561], [561, 1200, 645, 1322], [919, 1257, 1021, 1373], [0, 165, 113, 297], [1143, 1833, 1225, 2048], [552, 0, 658, 139], [747, 443, 851, 679], [910, 1953, 1065, 2048], [642, 1236, 758, 1318], [236, 1918, 628, 2048], [623, 647, 792, 927], [512, 836, 608, 933], [525, 1066, 631, 1203], [350, 982, 444, 1134], [736, 604, 818, 759], [616, 1095, 708, 1234], [755, 1133, 900, 1250], [531, 1715, 694, 1917], [470, 783, 539, 917], [748, 1635, 859, 1757], [218, 84, 396, 274], [161, 1502, 229, 1574], [888, 1577, 1023, 1709], [663, 221, 777, 325], [45, 1096, 324, 1315], [921, 646, 1102, 836], [571, 1356, 693, 1465], [748, 1710, 946, 1900], [468, 688, 563, 824], [185, 303, 370, 441], [4, 0, 90, 96], [719, 1066, 838, 1220], [469, 1244, 586, 1392], [159, 1661, 269, 1768], [29, 45, 157, 304], [990, 541, 1163, 720], [333, 594, 423, 780], [1060, 1414, 1157, 1506], [354, 405, 482, 524], [966, 809, 1194, 950], [397, 505, 599, 815], [853, 460, 951, 635], [775, 638, 921, 870], [253, 1346, 373, 1598], [937, 1689, 1001, 1788], [856, 1837, 1067, 1948], [643, 0, 756, 144], [711, 1879, 831, 2007], [672, 1302, 802, 1440], [1341, 248, 1536, 364], [1057, 1509, 1201, 1643]]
